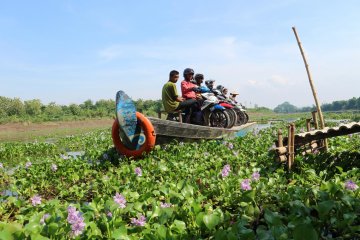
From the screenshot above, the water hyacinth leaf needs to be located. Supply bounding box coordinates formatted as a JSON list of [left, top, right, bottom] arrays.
[[241, 190, 255, 202], [112, 225, 128, 239], [150, 206, 161, 219], [293, 224, 318, 240], [195, 212, 205, 227], [47, 223, 58, 235], [0, 231, 14, 240], [181, 185, 194, 198], [88, 222, 102, 237], [156, 225, 167, 240], [264, 210, 282, 226], [171, 220, 186, 234], [316, 200, 335, 219], [203, 213, 220, 230]]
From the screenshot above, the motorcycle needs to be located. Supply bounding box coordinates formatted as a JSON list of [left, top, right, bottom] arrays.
[[200, 92, 232, 128], [212, 89, 248, 126]]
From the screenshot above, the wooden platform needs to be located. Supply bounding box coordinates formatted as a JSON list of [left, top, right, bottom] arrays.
[[148, 117, 256, 144], [280, 121, 360, 146]]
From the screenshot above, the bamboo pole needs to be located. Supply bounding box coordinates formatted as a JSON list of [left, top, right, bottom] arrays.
[[306, 119, 311, 132], [288, 123, 295, 170], [292, 26, 327, 149], [311, 111, 319, 129]]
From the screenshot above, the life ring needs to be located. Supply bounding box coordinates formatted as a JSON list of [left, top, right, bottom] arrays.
[[112, 112, 156, 158]]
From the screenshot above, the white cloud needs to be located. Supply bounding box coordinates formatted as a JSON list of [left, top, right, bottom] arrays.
[[268, 75, 290, 85]]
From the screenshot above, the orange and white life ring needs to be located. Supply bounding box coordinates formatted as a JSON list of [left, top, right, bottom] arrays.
[[112, 112, 156, 158]]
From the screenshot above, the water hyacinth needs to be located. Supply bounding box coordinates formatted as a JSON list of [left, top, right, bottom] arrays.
[[40, 213, 50, 225], [25, 161, 32, 169], [0, 162, 3, 169], [131, 215, 146, 226], [160, 202, 172, 208], [103, 153, 109, 160], [241, 179, 252, 190], [30, 195, 42, 206], [345, 180, 359, 191], [252, 172, 260, 181], [67, 206, 86, 237], [113, 193, 126, 208], [51, 164, 58, 172], [134, 167, 142, 176], [221, 164, 231, 178]]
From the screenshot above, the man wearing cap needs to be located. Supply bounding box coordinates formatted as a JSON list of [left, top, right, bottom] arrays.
[[229, 92, 239, 104]]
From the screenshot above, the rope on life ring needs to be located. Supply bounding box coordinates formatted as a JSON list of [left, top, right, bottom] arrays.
[[112, 112, 156, 158]]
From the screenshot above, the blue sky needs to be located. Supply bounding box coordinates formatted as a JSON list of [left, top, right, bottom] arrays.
[[1, 0, 359, 108]]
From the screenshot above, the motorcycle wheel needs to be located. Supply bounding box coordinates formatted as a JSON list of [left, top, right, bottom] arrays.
[[209, 109, 231, 128], [244, 112, 249, 124], [234, 108, 246, 125], [224, 109, 236, 128]]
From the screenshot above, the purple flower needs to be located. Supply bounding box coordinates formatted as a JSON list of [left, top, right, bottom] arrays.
[[345, 180, 359, 191], [221, 164, 231, 178], [103, 153, 109, 160], [67, 206, 81, 225], [131, 215, 146, 226], [40, 213, 50, 225], [0, 163, 3, 169], [71, 220, 86, 237], [51, 164, 57, 172], [67, 206, 86, 237], [106, 211, 112, 217], [113, 193, 126, 208], [251, 172, 260, 181], [25, 161, 32, 169], [228, 143, 234, 150], [241, 179, 252, 191], [134, 167, 142, 177], [160, 202, 172, 208], [30, 195, 42, 206]]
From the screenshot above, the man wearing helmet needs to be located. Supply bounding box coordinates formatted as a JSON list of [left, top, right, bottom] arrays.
[[181, 68, 199, 100], [194, 73, 204, 87], [205, 79, 215, 91]]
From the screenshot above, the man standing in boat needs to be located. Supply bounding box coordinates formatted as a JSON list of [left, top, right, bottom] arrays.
[[162, 70, 197, 121]]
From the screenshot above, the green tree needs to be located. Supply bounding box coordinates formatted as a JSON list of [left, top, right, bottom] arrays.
[[24, 99, 42, 116], [44, 102, 63, 116]]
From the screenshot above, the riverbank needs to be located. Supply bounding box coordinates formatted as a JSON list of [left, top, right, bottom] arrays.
[[0, 118, 114, 142]]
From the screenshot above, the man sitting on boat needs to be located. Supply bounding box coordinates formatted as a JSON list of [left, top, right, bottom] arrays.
[[205, 79, 215, 91], [162, 70, 197, 121], [181, 68, 199, 100], [180, 68, 204, 124], [229, 92, 239, 104]]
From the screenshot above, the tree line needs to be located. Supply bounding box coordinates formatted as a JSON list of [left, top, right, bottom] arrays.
[[274, 97, 360, 113], [0, 96, 163, 123]]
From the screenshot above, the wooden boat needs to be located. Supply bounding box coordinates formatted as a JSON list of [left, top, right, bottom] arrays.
[[112, 90, 256, 158], [148, 117, 256, 144]]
